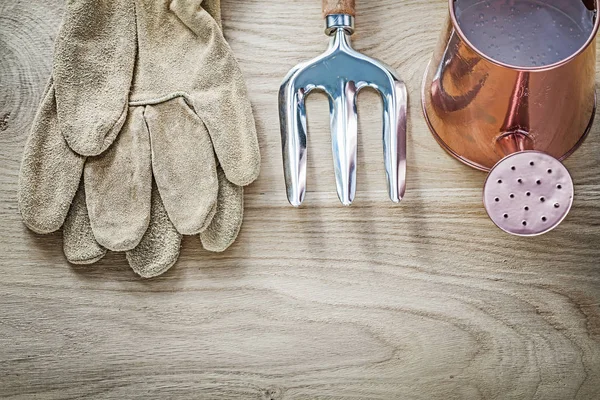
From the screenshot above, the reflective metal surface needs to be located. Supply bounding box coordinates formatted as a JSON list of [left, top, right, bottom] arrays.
[[421, 0, 598, 237], [279, 14, 407, 207], [422, 0, 599, 171], [483, 151, 574, 237], [325, 14, 355, 35]]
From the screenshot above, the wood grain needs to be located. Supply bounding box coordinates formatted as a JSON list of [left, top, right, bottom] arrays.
[[323, 0, 356, 16], [1, 0, 599, 399]]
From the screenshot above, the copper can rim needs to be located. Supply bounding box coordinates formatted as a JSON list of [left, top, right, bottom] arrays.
[[448, 0, 600, 72]]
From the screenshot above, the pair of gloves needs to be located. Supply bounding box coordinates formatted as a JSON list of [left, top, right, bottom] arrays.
[[18, 0, 261, 278]]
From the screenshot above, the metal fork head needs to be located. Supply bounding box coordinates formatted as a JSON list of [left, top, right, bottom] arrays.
[[279, 15, 407, 207]]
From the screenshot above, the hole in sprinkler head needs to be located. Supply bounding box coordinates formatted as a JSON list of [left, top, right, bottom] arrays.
[[526, 192, 531, 196], [557, 184, 562, 189], [554, 203, 560, 208], [542, 216, 547, 222], [530, 161, 535, 166], [517, 178, 523, 184], [547, 169, 553, 174], [522, 221, 528, 226], [511, 166, 516, 171], [536, 180, 542, 185], [524, 206, 529, 211], [540, 197, 546, 202], [504, 214, 509, 218], [497, 179, 503, 184], [495, 197, 500, 202], [510, 193, 515, 199]]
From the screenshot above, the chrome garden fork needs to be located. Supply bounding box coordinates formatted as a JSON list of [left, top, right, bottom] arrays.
[[279, 0, 408, 207]]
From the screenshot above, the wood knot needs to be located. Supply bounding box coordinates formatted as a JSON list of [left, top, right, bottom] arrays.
[[0, 113, 11, 132], [261, 387, 283, 400]]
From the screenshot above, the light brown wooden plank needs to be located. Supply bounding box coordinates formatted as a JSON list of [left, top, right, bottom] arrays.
[[0, 0, 599, 398]]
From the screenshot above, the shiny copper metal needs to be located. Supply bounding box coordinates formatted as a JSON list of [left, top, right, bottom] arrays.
[[483, 151, 574, 236], [422, 0, 599, 171]]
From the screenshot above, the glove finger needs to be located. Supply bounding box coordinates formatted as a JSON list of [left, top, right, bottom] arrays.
[[63, 182, 107, 265], [54, 0, 136, 156], [18, 81, 85, 234], [200, 167, 244, 252], [126, 182, 182, 279], [169, 0, 261, 186], [85, 106, 152, 251], [145, 97, 218, 235], [202, 0, 222, 28]]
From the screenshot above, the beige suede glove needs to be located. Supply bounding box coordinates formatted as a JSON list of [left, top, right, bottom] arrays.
[[19, 0, 260, 278]]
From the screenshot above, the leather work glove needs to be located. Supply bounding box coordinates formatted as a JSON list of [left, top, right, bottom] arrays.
[[18, 0, 261, 278]]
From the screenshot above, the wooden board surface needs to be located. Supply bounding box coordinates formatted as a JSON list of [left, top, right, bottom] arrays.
[[1, 0, 599, 398]]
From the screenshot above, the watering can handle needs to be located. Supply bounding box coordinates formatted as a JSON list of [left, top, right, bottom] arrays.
[[323, 0, 355, 17]]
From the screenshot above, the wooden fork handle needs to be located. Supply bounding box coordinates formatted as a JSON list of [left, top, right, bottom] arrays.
[[323, 0, 356, 17]]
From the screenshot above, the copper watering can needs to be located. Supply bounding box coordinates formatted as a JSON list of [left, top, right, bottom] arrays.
[[422, 0, 599, 236]]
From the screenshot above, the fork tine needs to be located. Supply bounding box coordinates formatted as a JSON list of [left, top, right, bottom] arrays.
[[329, 81, 358, 206], [382, 80, 408, 203], [280, 84, 308, 207]]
